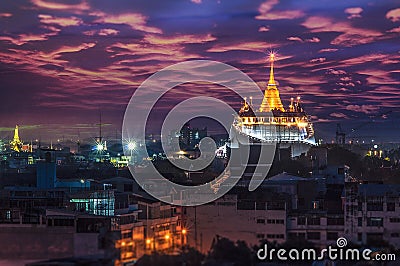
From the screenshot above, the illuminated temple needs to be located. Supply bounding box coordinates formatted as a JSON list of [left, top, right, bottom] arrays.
[[231, 53, 316, 157]]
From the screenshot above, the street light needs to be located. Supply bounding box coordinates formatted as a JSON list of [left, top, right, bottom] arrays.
[[181, 229, 187, 248], [96, 143, 104, 151], [127, 141, 136, 151], [127, 141, 136, 164]]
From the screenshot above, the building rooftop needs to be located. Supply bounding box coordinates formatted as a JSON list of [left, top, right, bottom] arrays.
[[358, 184, 400, 197], [267, 172, 308, 182]]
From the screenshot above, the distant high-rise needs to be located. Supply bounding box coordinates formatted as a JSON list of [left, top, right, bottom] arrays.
[[179, 123, 207, 149]]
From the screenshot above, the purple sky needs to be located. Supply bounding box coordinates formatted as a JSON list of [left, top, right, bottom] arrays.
[[0, 0, 399, 144]]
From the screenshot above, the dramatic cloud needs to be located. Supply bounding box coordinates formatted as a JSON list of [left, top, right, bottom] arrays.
[[346, 104, 380, 114], [30, 0, 89, 12], [38, 14, 82, 27], [386, 8, 400, 22], [287, 36, 320, 43], [256, 0, 304, 20], [258, 26, 269, 32], [318, 48, 338, 53], [83, 28, 119, 36], [302, 16, 382, 47], [0, 0, 398, 141], [345, 7, 363, 19], [0, 13, 12, 17], [207, 42, 277, 53], [93, 12, 162, 34], [144, 33, 216, 45], [310, 57, 326, 63], [330, 112, 348, 119]]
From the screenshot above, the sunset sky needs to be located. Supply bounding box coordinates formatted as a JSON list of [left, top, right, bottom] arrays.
[[0, 0, 399, 143]]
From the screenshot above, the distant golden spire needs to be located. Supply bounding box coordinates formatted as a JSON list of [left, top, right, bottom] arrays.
[[10, 125, 22, 152]]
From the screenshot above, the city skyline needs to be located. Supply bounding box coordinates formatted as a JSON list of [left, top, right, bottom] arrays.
[[0, 0, 400, 142]]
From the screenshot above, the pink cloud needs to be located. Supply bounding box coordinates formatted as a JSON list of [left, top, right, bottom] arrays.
[[306, 37, 320, 43], [0, 25, 60, 45], [387, 26, 400, 33], [345, 7, 363, 19], [41, 43, 96, 59], [106, 42, 199, 62], [83, 29, 119, 36], [38, 14, 82, 27], [287, 36, 320, 43], [357, 69, 399, 85], [30, 0, 89, 13], [144, 33, 216, 45], [302, 16, 382, 47], [256, 0, 304, 20], [207, 41, 278, 53], [386, 8, 400, 22], [92, 12, 162, 34], [98, 29, 119, 36], [342, 53, 398, 67], [326, 69, 346, 75], [330, 112, 348, 118], [287, 36, 303, 42], [258, 26, 269, 32], [191, 0, 202, 4], [0, 13, 12, 18], [318, 48, 338, 53], [310, 57, 326, 63], [345, 104, 379, 114]]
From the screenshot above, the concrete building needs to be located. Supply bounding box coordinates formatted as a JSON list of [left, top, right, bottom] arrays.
[[184, 193, 288, 253], [343, 183, 400, 248]]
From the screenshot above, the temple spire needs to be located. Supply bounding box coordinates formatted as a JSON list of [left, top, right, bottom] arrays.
[[268, 52, 276, 85], [10, 125, 23, 152], [259, 52, 285, 112]]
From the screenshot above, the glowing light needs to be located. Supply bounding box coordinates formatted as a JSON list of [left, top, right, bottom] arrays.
[[165, 234, 170, 240], [96, 143, 104, 151], [297, 122, 308, 127], [182, 229, 187, 235], [127, 141, 136, 150], [269, 52, 275, 61], [146, 239, 151, 244]]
